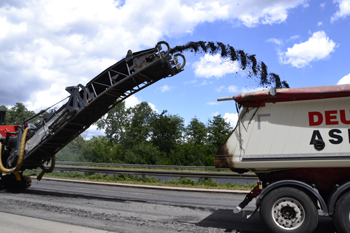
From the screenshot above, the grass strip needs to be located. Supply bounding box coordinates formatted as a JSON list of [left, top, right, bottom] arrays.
[[55, 164, 234, 173], [24, 170, 256, 190]]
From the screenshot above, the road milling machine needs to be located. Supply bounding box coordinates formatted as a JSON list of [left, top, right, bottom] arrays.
[[0, 41, 185, 189]]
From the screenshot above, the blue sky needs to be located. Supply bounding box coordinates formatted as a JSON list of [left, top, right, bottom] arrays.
[[0, 0, 350, 138]]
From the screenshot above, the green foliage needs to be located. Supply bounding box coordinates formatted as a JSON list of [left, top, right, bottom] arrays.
[[168, 177, 196, 186], [81, 136, 123, 163], [197, 177, 219, 187], [24, 170, 255, 190], [96, 101, 128, 144], [57, 135, 123, 163], [0, 105, 8, 110], [5, 102, 37, 125], [56, 135, 86, 161], [124, 102, 155, 146], [59, 104, 233, 166], [124, 142, 161, 165], [207, 114, 233, 149], [14, 101, 236, 167], [173, 142, 203, 166], [185, 117, 207, 145], [150, 111, 184, 154]]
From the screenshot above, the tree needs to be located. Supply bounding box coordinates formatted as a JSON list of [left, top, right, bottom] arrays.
[[207, 115, 233, 149], [96, 101, 128, 144], [0, 105, 8, 110], [185, 117, 207, 145], [124, 141, 161, 165], [171, 117, 209, 166], [6, 102, 36, 125], [56, 135, 86, 161], [124, 102, 155, 146], [81, 136, 122, 163], [174, 141, 209, 166], [55, 101, 235, 165], [150, 110, 184, 154]]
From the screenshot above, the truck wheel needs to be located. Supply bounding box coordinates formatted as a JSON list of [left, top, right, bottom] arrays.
[[260, 187, 318, 233], [334, 191, 350, 233]]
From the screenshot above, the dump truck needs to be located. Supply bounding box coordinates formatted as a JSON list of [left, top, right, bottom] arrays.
[[0, 41, 185, 189], [217, 84, 350, 233]]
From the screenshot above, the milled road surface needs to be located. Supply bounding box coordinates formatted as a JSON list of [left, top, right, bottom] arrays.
[[0, 179, 337, 232], [0, 212, 113, 233]]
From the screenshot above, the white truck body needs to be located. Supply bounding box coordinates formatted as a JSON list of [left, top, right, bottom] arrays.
[[215, 84, 350, 172]]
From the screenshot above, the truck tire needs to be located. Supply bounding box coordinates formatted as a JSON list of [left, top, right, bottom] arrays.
[[334, 191, 350, 233], [260, 187, 318, 233]]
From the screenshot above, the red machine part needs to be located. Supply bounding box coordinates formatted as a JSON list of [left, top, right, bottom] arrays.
[[0, 125, 19, 138]]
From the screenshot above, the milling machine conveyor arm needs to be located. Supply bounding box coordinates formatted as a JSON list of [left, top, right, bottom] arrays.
[[21, 41, 185, 169]]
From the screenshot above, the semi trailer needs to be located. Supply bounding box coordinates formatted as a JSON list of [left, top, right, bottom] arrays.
[[0, 41, 185, 189], [217, 84, 350, 233]]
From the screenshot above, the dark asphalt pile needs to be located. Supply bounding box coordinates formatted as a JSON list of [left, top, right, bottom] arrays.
[[170, 41, 289, 89]]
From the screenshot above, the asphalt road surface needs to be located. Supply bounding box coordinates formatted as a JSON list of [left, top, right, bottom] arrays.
[[0, 179, 338, 233]]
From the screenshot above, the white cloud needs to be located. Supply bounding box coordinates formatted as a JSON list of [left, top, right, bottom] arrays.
[[124, 95, 159, 112], [228, 85, 239, 93], [185, 80, 198, 85], [0, 17, 27, 40], [215, 86, 225, 92], [287, 35, 301, 42], [189, 79, 213, 87], [331, 0, 350, 22], [148, 102, 159, 113], [228, 0, 307, 27], [337, 73, 350, 85], [317, 22, 323, 26], [279, 31, 337, 68], [160, 85, 172, 92], [267, 38, 283, 45], [192, 53, 240, 78], [207, 102, 219, 106], [215, 85, 262, 95], [0, 0, 308, 110], [199, 80, 213, 86], [125, 95, 141, 109], [25, 83, 69, 112], [223, 112, 239, 127], [84, 124, 105, 140], [241, 86, 267, 93]]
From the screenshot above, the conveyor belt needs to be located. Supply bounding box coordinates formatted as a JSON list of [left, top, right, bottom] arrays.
[[23, 42, 185, 168]]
